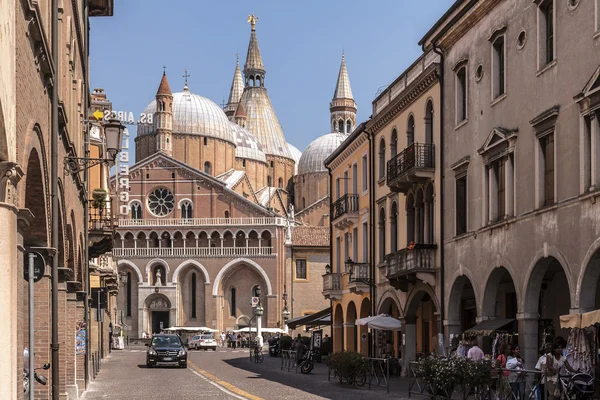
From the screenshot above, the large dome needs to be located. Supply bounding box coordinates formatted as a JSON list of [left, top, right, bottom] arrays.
[[138, 88, 234, 144], [298, 133, 348, 175], [231, 123, 267, 163]]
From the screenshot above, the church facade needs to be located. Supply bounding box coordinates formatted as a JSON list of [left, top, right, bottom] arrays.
[[112, 16, 357, 336]]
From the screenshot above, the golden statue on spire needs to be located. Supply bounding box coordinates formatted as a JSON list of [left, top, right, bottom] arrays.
[[248, 14, 258, 30]]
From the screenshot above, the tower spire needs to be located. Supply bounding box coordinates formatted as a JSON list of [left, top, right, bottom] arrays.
[[156, 69, 172, 96], [225, 55, 244, 119], [330, 52, 357, 134], [244, 14, 265, 87]]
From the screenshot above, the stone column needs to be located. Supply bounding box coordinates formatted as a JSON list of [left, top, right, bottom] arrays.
[[414, 206, 420, 244], [423, 201, 430, 244], [332, 324, 343, 353], [402, 316, 417, 376], [343, 322, 356, 352], [517, 313, 538, 370]]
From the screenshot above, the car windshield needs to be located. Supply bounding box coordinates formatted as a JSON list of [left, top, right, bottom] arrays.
[[151, 336, 181, 348], [200, 335, 213, 340]]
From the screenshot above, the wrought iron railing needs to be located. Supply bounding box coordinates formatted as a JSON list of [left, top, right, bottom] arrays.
[[89, 206, 113, 232], [347, 262, 371, 285], [322, 273, 342, 292], [331, 193, 359, 220], [385, 244, 437, 276], [387, 143, 435, 184]]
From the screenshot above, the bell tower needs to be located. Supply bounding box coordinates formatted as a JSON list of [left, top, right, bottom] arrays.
[[330, 52, 357, 134], [154, 69, 173, 156]]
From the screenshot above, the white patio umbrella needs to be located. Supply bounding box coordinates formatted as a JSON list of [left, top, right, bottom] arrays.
[[356, 314, 402, 331]]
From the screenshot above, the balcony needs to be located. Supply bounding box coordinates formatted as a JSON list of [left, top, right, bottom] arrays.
[[322, 273, 342, 300], [89, 206, 115, 259], [331, 193, 359, 229], [346, 262, 371, 294], [387, 143, 435, 193], [117, 217, 286, 228], [112, 246, 274, 259], [384, 244, 437, 292]]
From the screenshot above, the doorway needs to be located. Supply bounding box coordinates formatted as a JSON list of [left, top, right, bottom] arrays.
[[152, 311, 169, 333]]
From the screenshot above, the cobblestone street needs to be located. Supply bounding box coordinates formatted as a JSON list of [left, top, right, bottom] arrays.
[[82, 347, 409, 400]]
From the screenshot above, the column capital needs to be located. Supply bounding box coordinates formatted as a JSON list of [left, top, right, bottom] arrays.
[[516, 312, 539, 321]]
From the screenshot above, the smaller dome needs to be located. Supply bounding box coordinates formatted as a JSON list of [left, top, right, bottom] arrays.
[[298, 133, 348, 175], [231, 123, 267, 163], [287, 143, 302, 174]]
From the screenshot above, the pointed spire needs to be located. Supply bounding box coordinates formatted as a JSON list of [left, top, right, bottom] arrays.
[[228, 55, 244, 105], [244, 14, 265, 76], [333, 51, 353, 100], [156, 70, 172, 96]]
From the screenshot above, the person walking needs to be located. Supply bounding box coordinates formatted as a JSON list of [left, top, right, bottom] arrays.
[[231, 332, 237, 350], [467, 339, 484, 361], [220, 331, 225, 347], [507, 345, 525, 400]]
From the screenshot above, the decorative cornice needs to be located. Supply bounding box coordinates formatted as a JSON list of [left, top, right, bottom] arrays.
[[327, 131, 368, 171]]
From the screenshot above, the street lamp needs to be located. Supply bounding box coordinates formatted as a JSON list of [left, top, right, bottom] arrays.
[[282, 285, 290, 324], [325, 264, 331, 274], [345, 257, 355, 279], [119, 271, 128, 286], [64, 118, 125, 175]]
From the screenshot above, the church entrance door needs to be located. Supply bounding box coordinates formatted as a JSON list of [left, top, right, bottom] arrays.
[[152, 311, 169, 333]]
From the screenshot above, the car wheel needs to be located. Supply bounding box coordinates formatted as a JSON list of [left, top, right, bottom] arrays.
[[180, 362, 187, 368], [146, 362, 153, 368], [213, 348, 217, 351]]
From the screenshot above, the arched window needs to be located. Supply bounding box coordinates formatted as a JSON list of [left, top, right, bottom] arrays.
[[230, 287, 236, 316], [407, 194, 415, 245], [302, 197, 306, 209], [425, 101, 434, 144], [338, 119, 344, 133], [391, 129, 398, 157], [378, 138, 386, 179], [204, 161, 212, 175], [390, 202, 398, 253], [203, 137, 208, 146], [180, 201, 193, 219], [224, 210, 230, 219], [347, 120, 352, 134], [378, 207, 386, 263], [267, 176, 272, 186], [407, 115, 415, 146], [256, 76, 261, 86], [191, 273, 197, 319], [126, 271, 132, 316], [278, 177, 283, 188], [131, 202, 142, 220]]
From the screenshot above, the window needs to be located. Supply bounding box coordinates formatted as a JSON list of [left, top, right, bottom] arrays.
[[352, 227, 358, 262], [126, 272, 132, 317], [347, 120, 352, 134], [191, 273, 197, 319], [336, 237, 341, 273], [338, 119, 344, 133], [181, 201, 193, 219], [362, 155, 368, 192], [492, 36, 505, 99], [582, 112, 600, 193], [343, 171, 349, 194], [344, 232, 350, 263], [270, 161, 274, 168], [296, 259, 307, 280], [379, 138, 386, 180], [131, 202, 142, 219], [596, 0, 600, 32], [487, 158, 506, 222], [456, 175, 467, 235], [538, 1, 555, 67], [407, 116, 415, 146], [336, 177, 340, 199], [378, 207, 386, 263], [390, 202, 398, 253], [352, 163, 358, 194], [204, 161, 212, 175], [540, 132, 555, 205], [456, 66, 467, 123], [230, 287, 236, 316], [362, 222, 368, 263], [391, 129, 398, 157], [302, 197, 306, 209], [224, 210, 230, 219], [242, 159, 246, 167], [203, 137, 208, 146], [278, 177, 283, 188], [147, 188, 175, 217], [425, 101, 434, 144]]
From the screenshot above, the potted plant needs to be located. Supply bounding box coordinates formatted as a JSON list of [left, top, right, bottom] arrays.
[[92, 188, 108, 210]]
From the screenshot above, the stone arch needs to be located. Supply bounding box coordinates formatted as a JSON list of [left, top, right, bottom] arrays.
[[522, 248, 575, 313], [118, 259, 143, 283], [145, 258, 170, 285], [577, 237, 600, 311], [405, 283, 440, 317], [172, 260, 210, 284], [22, 146, 49, 246], [377, 288, 404, 315], [345, 301, 358, 352], [481, 264, 519, 319], [333, 303, 344, 352], [236, 314, 251, 328], [212, 258, 273, 296], [425, 99, 434, 144], [446, 269, 479, 327]]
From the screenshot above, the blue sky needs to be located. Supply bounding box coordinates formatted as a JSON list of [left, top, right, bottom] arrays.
[[90, 0, 453, 152]]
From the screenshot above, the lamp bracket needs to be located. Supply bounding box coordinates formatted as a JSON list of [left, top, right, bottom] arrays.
[[64, 157, 110, 175]]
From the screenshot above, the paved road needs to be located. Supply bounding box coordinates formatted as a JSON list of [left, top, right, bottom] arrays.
[[84, 347, 409, 399]]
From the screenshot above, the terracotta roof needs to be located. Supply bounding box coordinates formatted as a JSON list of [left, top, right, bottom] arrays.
[[292, 226, 330, 247], [156, 72, 172, 96], [235, 102, 246, 117]]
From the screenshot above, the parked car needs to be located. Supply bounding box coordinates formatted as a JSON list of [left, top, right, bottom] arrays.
[[146, 334, 187, 368], [196, 334, 217, 351]]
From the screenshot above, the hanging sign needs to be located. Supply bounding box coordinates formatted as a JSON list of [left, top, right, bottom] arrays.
[[23, 252, 45, 283]]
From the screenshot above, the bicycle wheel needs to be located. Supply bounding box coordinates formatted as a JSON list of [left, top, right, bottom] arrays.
[[355, 370, 367, 387], [301, 360, 314, 374], [257, 352, 264, 363]]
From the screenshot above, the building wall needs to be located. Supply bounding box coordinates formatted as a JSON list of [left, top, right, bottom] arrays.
[[235, 157, 268, 192], [294, 171, 329, 211], [290, 248, 330, 319], [437, 0, 600, 368]]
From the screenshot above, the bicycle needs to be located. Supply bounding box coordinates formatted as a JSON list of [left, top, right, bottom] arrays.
[[252, 344, 264, 363], [298, 349, 315, 374]]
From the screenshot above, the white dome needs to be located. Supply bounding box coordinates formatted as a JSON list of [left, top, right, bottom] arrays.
[[231, 123, 267, 163], [298, 133, 348, 175], [138, 89, 234, 144], [287, 143, 302, 174]]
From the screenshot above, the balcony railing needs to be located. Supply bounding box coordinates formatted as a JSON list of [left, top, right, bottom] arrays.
[[322, 273, 342, 292], [385, 244, 437, 277], [112, 246, 274, 259], [89, 207, 113, 233], [117, 217, 286, 228], [347, 262, 370, 283], [331, 194, 359, 220], [387, 143, 435, 185]]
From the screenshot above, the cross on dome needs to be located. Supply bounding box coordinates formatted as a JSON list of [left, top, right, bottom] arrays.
[[182, 68, 191, 90]]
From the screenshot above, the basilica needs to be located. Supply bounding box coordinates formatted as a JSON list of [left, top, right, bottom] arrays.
[[112, 16, 356, 336]]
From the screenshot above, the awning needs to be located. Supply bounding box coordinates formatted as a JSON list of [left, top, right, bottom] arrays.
[[286, 307, 331, 330], [465, 319, 515, 336], [560, 314, 582, 329], [356, 314, 402, 331]]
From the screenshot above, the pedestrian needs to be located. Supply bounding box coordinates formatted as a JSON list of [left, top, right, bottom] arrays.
[[495, 343, 511, 398], [293, 334, 304, 361], [467, 339, 484, 361], [542, 341, 578, 400], [507, 344, 525, 400], [220, 331, 225, 347], [231, 332, 237, 349], [226, 331, 231, 348]]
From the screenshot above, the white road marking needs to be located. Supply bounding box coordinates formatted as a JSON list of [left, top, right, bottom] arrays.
[[190, 368, 247, 400]]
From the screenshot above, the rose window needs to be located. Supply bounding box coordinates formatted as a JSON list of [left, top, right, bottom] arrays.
[[147, 188, 175, 216]]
